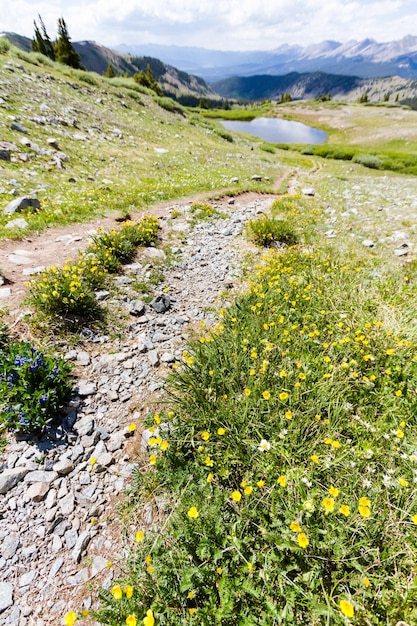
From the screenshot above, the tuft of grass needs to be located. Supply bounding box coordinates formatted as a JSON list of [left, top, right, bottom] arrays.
[[246, 215, 299, 247]]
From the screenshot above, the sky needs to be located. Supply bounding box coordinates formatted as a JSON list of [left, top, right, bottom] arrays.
[[2, 0, 417, 51]]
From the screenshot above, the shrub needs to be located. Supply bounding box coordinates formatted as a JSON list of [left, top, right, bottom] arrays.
[[259, 143, 276, 154], [86, 216, 159, 272], [188, 202, 225, 225], [214, 128, 234, 142], [352, 154, 383, 169], [28, 254, 107, 319], [153, 96, 184, 114], [246, 215, 299, 247], [0, 38, 10, 54], [0, 341, 72, 436]]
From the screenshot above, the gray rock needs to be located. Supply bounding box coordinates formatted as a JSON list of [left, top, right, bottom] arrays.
[[142, 247, 166, 260], [7, 253, 32, 265], [72, 530, 91, 563], [394, 244, 410, 256], [75, 417, 94, 436], [49, 558, 64, 578], [302, 187, 316, 196], [53, 458, 74, 475], [150, 294, 171, 313], [0, 287, 11, 298], [5, 216, 29, 230], [0, 148, 10, 161], [137, 333, 153, 353], [251, 174, 262, 181], [64, 529, 78, 549], [107, 432, 124, 452], [26, 482, 50, 502], [76, 351, 91, 366], [161, 352, 175, 363], [0, 582, 13, 612], [95, 290, 110, 301], [2, 535, 20, 559], [148, 349, 160, 367], [362, 239, 375, 247], [22, 265, 45, 275], [59, 492, 75, 515], [11, 121, 28, 134], [19, 570, 38, 587], [0, 467, 29, 494], [4, 196, 40, 215], [128, 299, 146, 316], [77, 380, 97, 396], [24, 470, 58, 484], [91, 555, 108, 578], [95, 452, 114, 471]]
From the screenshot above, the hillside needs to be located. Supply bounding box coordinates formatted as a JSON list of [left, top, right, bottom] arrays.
[[213, 71, 417, 103], [1, 32, 216, 99]]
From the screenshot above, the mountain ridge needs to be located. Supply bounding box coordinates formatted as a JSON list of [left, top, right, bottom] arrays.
[[115, 35, 417, 81]]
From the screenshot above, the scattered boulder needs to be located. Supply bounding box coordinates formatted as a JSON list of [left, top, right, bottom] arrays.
[[128, 299, 146, 317], [4, 196, 41, 216], [10, 121, 28, 134], [150, 295, 171, 313]]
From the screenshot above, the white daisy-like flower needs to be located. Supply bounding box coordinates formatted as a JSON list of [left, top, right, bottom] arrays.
[[258, 439, 270, 452]]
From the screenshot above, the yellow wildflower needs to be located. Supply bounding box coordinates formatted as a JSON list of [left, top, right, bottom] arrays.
[[297, 533, 309, 549], [125, 585, 134, 599], [339, 599, 354, 618], [63, 611, 78, 626], [262, 390, 271, 399], [322, 497, 335, 512], [201, 431, 210, 441], [290, 521, 302, 532], [339, 504, 351, 517], [136, 530, 145, 543], [143, 609, 155, 626], [231, 491, 242, 502], [328, 486, 339, 497], [187, 506, 199, 519], [279, 392, 289, 401], [277, 475, 287, 487], [111, 584, 123, 600]]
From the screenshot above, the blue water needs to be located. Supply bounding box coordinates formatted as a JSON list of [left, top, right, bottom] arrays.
[[220, 117, 327, 144]]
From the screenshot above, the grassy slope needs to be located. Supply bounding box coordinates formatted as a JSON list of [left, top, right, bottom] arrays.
[[0, 46, 291, 240]]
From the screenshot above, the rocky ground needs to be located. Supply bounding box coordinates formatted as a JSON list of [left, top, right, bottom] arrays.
[[0, 192, 276, 625]]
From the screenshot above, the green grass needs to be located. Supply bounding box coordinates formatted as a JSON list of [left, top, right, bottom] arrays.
[[91, 192, 417, 626]]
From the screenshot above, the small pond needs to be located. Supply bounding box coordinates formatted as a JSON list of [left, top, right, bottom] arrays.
[[220, 117, 327, 144]]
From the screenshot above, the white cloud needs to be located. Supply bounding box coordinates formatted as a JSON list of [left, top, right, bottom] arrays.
[[1, 0, 416, 50]]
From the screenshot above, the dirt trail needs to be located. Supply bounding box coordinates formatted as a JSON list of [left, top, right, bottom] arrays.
[[0, 189, 282, 324]]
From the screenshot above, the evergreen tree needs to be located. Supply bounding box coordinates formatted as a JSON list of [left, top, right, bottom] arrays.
[[31, 15, 55, 60], [104, 62, 115, 78], [54, 17, 83, 69]]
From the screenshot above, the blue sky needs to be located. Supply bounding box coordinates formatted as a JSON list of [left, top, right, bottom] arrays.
[[2, 0, 416, 50]]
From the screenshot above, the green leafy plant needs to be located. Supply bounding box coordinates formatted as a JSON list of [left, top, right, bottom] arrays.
[[0, 341, 73, 436], [245, 215, 299, 247], [28, 254, 107, 319], [86, 216, 159, 272]]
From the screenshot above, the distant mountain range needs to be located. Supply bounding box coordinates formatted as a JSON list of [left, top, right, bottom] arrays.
[[212, 71, 417, 104], [115, 36, 417, 82]]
